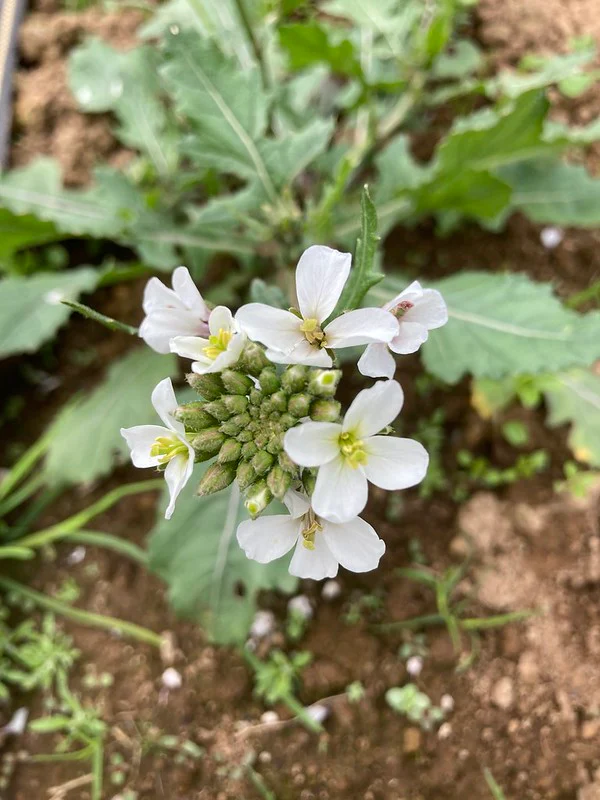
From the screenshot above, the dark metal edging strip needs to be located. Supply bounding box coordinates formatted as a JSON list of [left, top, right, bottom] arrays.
[[0, 0, 27, 170]]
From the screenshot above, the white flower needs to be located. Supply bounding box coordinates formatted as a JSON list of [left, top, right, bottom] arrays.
[[358, 280, 448, 379], [236, 245, 398, 367], [139, 266, 210, 354], [170, 306, 246, 374], [283, 380, 428, 523], [237, 490, 385, 580], [120, 378, 194, 520]]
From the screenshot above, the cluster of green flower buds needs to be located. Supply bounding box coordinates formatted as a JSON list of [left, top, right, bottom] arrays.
[[172, 343, 342, 518]]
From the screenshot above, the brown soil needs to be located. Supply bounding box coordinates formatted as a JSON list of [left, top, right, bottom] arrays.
[[4, 1, 600, 799]]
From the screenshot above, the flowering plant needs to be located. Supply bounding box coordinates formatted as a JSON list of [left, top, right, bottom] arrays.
[[122, 240, 447, 580]]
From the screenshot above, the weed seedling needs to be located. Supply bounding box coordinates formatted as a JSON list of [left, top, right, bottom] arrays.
[[484, 768, 508, 799], [343, 590, 385, 625], [346, 681, 365, 704], [555, 461, 600, 498], [386, 683, 445, 730]]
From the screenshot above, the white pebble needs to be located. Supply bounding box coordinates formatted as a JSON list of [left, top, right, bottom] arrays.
[[2, 708, 28, 736], [260, 710, 279, 724], [161, 667, 182, 690], [438, 722, 452, 740], [540, 226, 564, 249], [66, 546, 86, 565], [306, 703, 329, 724], [321, 579, 341, 600], [406, 655, 423, 676], [440, 694, 455, 713], [249, 610, 276, 640], [288, 595, 312, 619]]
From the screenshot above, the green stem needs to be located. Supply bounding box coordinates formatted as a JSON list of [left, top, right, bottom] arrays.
[[0, 431, 52, 502], [283, 694, 324, 734], [61, 300, 138, 336], [0, 577, 162, 648], [0, 547, 34, 560], [30, 745, 95, 763], [233, 0, 270, 90], [68, 530, 147, 566], [91, 742, 104, 800], [376, 72, 426, 142], [375, 613, 445, 632], [0, 472, 45, 517], [460, 610, 534, 631]]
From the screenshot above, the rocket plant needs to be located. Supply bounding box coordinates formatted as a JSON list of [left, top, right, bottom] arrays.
[[122, 232, 448, 580]]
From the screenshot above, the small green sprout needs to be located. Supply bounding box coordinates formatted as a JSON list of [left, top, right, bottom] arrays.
[[346, 681, 365, 704], [501, 420, 529, 447], [386, 684, 445, 730]]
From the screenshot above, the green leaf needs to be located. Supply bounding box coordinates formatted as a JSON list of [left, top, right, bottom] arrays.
[[544, 117, 600, 145], [337, 186, 383, 312], [44, 348, 177, 485], [500, 160, 600, 226], [371, 272, 600, 383], [492, 49, 595, 99], [0, 269, 98, 358], [260, 119, 335, 188], [148, 477, 297, 644], [68, 37, 125, 112], [543, 369, 600, 467], [249, 279, 288, 308], [432, 40, 483, 79], [0, 209, 63, 264], [278, 22, 362, 77]]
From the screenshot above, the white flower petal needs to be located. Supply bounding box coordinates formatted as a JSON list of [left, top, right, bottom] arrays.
[[322, 517, 385, 573], [120, 424, 168, 468], [357, 343, 397, 379], [151, 378, 181, 431], [312, 456, 368, 523], [142, 277, 183, 314], [209, 305, 235, 335], [324, 308, 398, 348], [382, 280, 423, 312], [164, 451, 194, 519], [283, 489, 311, 519], [284, 422, 342, 467], [289, 533, 339, 580], [170, 335, 210, 361], [236, 304, 304, 352], [191, 332, 246, 374], [405, 288, 448, 329], [388, 321, 429, 354], [171, 266, 209, 318], [139, 312, 204, 355], [363, 435, 429, 490], [266, 341, 332, 368], [296, 246, 352, 322], [237, 516, 299, 563], [342, 380, 404, 438]]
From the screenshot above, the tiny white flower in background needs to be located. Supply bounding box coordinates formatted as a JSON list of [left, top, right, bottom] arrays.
[[139, 266, 210, 354], [237, 489, 385, 580], [249, 610, 276, 640], [120, 378, 194, 520], [540, 226, 564, 249], [288, 595, 313, 619], [170, 306, 246, 374], [358, 280, 448, 380], [321, 579, 342, 600], [306, 703, 329, 725], [283, 380, 428, 524], [440, 694, 455, 713], [406, 655, 423, 676], [236, 245, 397, 367], [161, 667, 182, 690]]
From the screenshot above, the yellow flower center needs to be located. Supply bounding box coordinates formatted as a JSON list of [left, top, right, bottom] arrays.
[[339, 431, 367, 469], [150, 435, 188, 466], [203, 328, 232, 360], [301, 511, 323, 551], [300, 318, 327, 348]]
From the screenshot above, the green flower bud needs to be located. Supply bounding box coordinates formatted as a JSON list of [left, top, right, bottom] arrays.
[[287, 393, 311, 417], [249, 388, 263, 406], [237, 430, 253, 443], [259, 368, 280, 395], [308, 369, 342, 397], [266, 431, 284, 455], [267, 465, 292, 499], [241, 441, 258, 460], [278, 450, 298, 475], [279, 413, 296, 429], [236, 460, 256, 490], [270, 390, 288, 413], [239, 342, 270, 376], [252, 450, 275, 476], [310, 398, 342, 422], [221, 369, 253, 395], [303, 470, 317, 495], [186, 372, 225, 401], [223, 394, 249, 415], [197, 462, 236, 496], [281, 365, 309, 393], [191, 428, 226, 461], [220, 412, 251, 437], [173, 402, 216, 432], [245, 480, 272, 517], [254, 431, 268, 449], [203, 399, 230, 422], [217, 439, 242, 464]]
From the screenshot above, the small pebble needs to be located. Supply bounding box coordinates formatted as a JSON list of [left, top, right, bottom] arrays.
[[66, 546, 86, 566], [250, 610, 276, 639], [438, 722, 452, 740], [260, 711, 279, 725], [2, 708, 28, 736], [491, 676, 515, 710], [440, 694, 455, 713], [321, 580, 341, 600], [288, 595, 313, 619], [540, 226, 564, 249], [406, 656, 423, 676], [161, 668, 182, 690], [306, 703, 329, 725]]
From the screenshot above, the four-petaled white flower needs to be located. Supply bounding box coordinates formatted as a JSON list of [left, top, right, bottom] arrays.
[[170, 306, 246, 374], [283, 380, 428, 524], [236, 246, 398, 367], [358, 281, 448, 379], [121, 378, 195, 520], [139, 267, 210, 354], [237, 489, 385, 580]]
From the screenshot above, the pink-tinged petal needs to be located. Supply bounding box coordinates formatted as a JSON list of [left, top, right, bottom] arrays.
[[151, 378, 181, 430], [405, 288, 448, 329], [322, 517, 385, 573], [237, 516, 299, 563], [164, 451, 194, 519], [120, 424, 168, 468], [311, 456, 368, 523], [296, 246, 351, 322], [142, 277, 183, 314], [382, 280, 423, 312], [172, 266, 209, 319], [289, 533, 339, 580], [283, 489, 311, 519], [236, 304, 304, 352], [389, 322, 429, 354], [324, 308, 398, 348], [357, 343, 397, 379], [266, 341, 332, 368], [342, 380, 404, 438], [284, 422, 342, 467], [208, 305, 235, 335], [363, 435, 428, 490]]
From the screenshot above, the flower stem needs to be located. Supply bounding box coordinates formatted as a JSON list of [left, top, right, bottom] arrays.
[[67, 530, 147, 566]]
